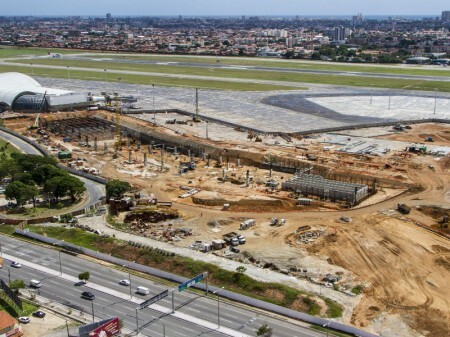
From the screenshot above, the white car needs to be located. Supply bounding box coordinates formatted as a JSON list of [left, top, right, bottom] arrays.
[[119, 279, 130, 286], [18, 317, 30, 324], [11, 262, 22, 268]]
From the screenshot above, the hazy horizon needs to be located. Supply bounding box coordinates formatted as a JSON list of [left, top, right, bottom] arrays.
[[2, 0, 449, 16]]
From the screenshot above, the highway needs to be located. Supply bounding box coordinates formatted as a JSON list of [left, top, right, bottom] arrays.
[[0, 235, 327, 337], [0, 129, 105, 212]]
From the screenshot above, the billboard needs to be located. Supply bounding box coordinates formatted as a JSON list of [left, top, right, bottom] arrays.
[[178, 272, 207, 292], [89, 318, 120, 337]]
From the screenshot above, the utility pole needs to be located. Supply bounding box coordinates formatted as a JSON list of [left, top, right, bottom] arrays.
[[67, 66, 70, 80], [65, 320, 70, 337], [7, 268, 11, 286], [434, 96, 437, 114]]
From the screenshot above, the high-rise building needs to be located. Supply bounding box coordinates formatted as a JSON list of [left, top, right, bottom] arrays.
[[106, 13, 112, 23], [442, 11, 450, 22], [334, 27, 346, 43]]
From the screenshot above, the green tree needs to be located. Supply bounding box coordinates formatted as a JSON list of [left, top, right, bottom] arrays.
[[256, 324, 273, 337], [9, 279, 25, 290], [78, 271, 90, 282], [14, 172, 35, 185], [11, 153, 57, 172], [5, 181, 38, 206], [44, 175, 68, 202], [236, 266, 247, 274], [31, 164, 64, 185], [64, 175, 86, 202], [0, 159, 20, 180], [106, 179, 131, 199]]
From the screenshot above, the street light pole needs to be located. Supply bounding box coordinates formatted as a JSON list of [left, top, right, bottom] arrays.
[[67, 66, 70, 80], [135, 308, 139, 334], [213, 287, 224, 329], [59, 251, 62, 275], [104, 69, 107, 82], [434, 96, 437, 114], [153, 84, 156, 125], [7, 268, 11, 286], [91, 301, 95, 322]]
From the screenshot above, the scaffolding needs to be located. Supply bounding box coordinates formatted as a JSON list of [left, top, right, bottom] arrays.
[[282, 173, 369, 204]]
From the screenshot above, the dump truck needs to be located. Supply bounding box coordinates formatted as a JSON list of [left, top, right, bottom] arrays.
[[223, 233, 239, 246], [397, 203, 411, 215]]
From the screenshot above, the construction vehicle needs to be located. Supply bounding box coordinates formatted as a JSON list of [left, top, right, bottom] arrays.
[[180, 162, 196, 170], [223, 233, 239, 246], [240, 219, 255, 230], [270, 218, 286, 226], [397, 203, 411, 215]]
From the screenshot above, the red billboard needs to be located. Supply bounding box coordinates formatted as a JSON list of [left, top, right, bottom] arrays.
[[89, 318, 120, 337]]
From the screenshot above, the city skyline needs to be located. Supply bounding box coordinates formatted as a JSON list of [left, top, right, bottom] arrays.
[[2, 0, 449, 16]]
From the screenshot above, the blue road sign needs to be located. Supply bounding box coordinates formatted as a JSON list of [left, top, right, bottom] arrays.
[[178, 272, 207, 292], [138, 290, 169, 310]]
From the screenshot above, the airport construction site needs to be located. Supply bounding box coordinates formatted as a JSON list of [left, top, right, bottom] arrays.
[[2, 98, 450, 337]]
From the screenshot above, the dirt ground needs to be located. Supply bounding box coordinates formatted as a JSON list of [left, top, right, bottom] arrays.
[[20, 310, 70, 337], [377, 123, 450, 146], [6, 112, 450, 337]]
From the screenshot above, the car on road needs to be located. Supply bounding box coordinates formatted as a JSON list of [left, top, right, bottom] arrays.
[[10, 262, 22, 268], [119, 279, 130, 286], [32, 311, 46, 318], [18, 317, 30, 324], [30, 279, 42, 288], [81, 291, 95, 300], [74, 280, 86, 286]]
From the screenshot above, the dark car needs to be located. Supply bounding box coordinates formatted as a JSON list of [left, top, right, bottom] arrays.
[[32, 311, 46, 318], [81, 291, 95, 300]]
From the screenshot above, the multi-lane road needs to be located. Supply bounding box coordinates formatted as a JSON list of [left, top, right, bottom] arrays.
[[0, 235, 327, 337]]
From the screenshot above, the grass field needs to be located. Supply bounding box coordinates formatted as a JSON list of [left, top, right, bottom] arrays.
[[5, 58, 450, 92], [0, 47, 87, 58], [0, 139, 19, 159], [76, 53, 450, 77], [0, 64, 299, 91]]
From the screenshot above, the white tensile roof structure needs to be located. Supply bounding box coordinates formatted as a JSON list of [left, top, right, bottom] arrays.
[[0, 72, 72, 109]]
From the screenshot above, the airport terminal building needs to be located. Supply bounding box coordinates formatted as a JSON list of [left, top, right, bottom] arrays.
[[0, 72, 90, 112]]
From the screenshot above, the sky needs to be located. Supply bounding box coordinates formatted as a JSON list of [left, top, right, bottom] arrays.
[[2, 0, 449, 16]]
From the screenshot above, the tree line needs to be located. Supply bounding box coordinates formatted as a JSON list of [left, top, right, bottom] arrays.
[[0, 153, 86, 207]]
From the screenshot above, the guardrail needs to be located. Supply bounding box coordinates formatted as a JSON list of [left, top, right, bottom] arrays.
[[14, 229, 379, 337]]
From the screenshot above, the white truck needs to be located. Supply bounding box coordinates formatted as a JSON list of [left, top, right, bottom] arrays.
[[240, 219, 255, 230]]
